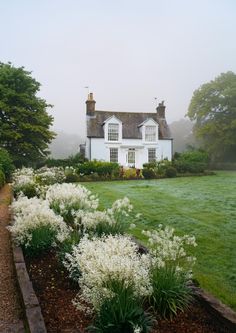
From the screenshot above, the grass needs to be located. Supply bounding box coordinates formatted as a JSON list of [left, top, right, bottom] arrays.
[[83, 171, 236, 311]]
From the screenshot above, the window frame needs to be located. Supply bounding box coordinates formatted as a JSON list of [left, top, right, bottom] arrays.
[[108, 123, 119, 141], [148, 148, 156, 162], [145, 125, 157, 142], [110, 147, 118, 163]]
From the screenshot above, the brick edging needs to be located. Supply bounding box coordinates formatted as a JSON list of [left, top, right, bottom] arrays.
[[12, 244, 47, 333]]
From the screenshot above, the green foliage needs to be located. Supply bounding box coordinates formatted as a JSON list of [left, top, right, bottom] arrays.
[[14, 182, 37, 198], [0, 170, 5, 188], [149, 266, 192, 319], [57, 231, 81, 267], [122, 168, 138, 179], [78, 160, 119, 177], [142, 168, 156, 179], [88, 280, 154, 333], [23, 225, 56, 257], [0, 62, 55, 166], [187, 71, 236, 162], [174, 150, 208, 173], [0, 148, 15, 180], [41, 153, 86, 168], [165, 166, 177, 178]]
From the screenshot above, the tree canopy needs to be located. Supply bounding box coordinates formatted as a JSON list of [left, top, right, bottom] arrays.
[[187, 72, 236, 162], [0, 62, 55, 166]]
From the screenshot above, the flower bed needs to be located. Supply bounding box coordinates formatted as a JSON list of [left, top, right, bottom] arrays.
[[9, 168, 234, 332]]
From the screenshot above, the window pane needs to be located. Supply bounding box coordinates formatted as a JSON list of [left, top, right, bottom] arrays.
[[145, 126, 156, 142], [110, 148, 118, 162], [108, 123, 119, 141], [128, 149, 135, 164], [148, 148, 156, 162]]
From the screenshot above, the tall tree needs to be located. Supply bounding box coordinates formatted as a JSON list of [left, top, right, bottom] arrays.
[[0, 62, 55, 166], [187, 72, 236, 161]]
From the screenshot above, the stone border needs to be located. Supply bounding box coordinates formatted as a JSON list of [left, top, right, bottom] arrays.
[[12, 244, 47, 333]]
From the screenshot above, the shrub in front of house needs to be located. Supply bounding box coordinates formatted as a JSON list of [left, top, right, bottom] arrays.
[[0, 170, 5, 188], [78, 160, 119, 178], [165, 166, 177, 178], [0, 148, 15, 181], [142, 168, 157, 179]]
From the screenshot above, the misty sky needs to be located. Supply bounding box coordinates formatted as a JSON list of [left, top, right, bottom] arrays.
[[1, 0, 236, 140]]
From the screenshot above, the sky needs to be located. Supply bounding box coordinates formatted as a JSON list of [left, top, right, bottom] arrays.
[[1, 0, 236, 140]]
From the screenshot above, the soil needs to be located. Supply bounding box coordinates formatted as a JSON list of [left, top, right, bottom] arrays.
[[25, 250, 231, 333]]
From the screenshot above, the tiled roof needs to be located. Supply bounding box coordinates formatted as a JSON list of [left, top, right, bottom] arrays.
[[87, 110, 172, 139]]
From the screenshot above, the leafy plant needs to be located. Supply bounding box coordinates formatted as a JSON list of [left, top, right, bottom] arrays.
[[149, 265, 192, 319], [57, 230, 81, 264], [0, 148, 15, 181], [22, 225, 56, 257], [142, 168, 156, 179], [88, 280, 154, 333], [0, 170, 5, 188], [165, 166, 177, 178]]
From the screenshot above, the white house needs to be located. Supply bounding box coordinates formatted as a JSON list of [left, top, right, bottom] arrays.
[[85, 93, 173, 169]]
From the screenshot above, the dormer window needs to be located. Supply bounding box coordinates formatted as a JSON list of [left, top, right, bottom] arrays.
[[145, 126, 156, 142], [108, 123, 119, 141]]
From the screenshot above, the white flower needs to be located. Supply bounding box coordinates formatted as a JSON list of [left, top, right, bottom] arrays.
[[9, 195, 70, 247], [64, 234, 152, 311]]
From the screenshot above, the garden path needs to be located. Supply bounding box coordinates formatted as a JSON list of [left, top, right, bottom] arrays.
[[0, 185, 24, 332]]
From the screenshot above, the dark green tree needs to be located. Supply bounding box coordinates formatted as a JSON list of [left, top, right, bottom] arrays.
[[0, 62, 55, 166], [187, 72, 236, 162]]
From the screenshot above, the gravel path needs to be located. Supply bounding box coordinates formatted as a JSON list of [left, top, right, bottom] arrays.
[[0, 185, 24, 333]]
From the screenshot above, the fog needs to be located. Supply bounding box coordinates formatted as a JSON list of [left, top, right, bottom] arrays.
[[1, 0, 236, 141]]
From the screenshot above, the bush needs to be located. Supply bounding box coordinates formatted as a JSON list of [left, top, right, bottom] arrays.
[[174, 150, 208, 174], [142, 168, 156, 179], [78, 160, 119, 177], [165, 166, 177, 178], [122, 168, 137, 179], [0, 170, 5, 188], [149, 266, 192, 319], [174, 160, 207, 173], [88, 281, 154, 333], [22, 225, 57, 257], [0, 148, 15, 181]]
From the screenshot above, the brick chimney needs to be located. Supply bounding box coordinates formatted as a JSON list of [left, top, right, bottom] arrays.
[[86, 93, 96, 116], [156, 101, 166, 119]]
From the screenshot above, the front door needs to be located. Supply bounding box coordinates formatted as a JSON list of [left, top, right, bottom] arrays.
[[127, 149, 135, 167]]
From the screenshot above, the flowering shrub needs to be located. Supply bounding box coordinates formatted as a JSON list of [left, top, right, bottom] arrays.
[[75, 197, 133, 236], [64, 235, 151, 310], [46, 183, 99, 224], [9, 196, 70, 256], [35, 166, 65, 185], [142, 225, 197, 318], [12, 168, 37, 198]]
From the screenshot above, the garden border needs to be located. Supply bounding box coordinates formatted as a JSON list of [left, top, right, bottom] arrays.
[[12, 243, 47, 333], [12, 241, 236, 333]]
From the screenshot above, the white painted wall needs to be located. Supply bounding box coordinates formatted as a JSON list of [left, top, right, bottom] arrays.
[[89, 138, 172, 168]]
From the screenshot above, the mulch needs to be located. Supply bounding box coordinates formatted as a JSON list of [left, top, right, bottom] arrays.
[[0, 185, 24, 332], [25, 249, 231, 333]]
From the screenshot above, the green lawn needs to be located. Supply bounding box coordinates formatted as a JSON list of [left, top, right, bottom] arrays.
[[83, 171, 236, 310]]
